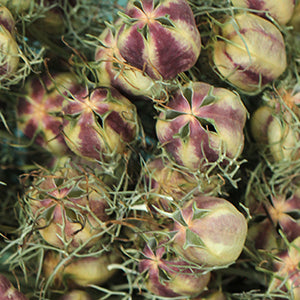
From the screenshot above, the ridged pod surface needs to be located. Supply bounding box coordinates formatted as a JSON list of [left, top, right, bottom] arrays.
[[156, 81, 247, 170], [117, 0, 201, 80], [212, 13, 287, 93], [27, 166, 111, 250], [139, 244, 211, 297], [95, 20, 161, 98], [231, 0, 295, 25], [62, 86, 139, 161], [172, 196, 248, 266], [17, 73, 80, 156]]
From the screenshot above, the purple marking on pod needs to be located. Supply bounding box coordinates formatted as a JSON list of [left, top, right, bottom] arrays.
[[149, 23, 197, 79], [105, 110, 135, 142]]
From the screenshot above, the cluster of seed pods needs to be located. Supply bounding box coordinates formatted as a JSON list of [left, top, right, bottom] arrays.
[[1, 0, 300, 299]]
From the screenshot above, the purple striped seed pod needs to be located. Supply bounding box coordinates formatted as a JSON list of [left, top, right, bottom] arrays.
[[95, 21, 162, 99], [172, 196, 248, 266], [0, 275, 28, 300], [139, 244, 211, 298], [155, 81, 247, 171], [266, 189, 300, 242], [116, 0, 201, 80], [27, 166, 110, 250], [269, 237, 300, 300], [62, 86, 139, 161], [17, 73, 80, 156], [231, 0, 296, 25], [0, 6, 15, 34], [43, 250, 120, 288], [212, 13, 287, 94]]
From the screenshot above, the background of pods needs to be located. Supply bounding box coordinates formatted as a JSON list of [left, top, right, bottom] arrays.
[[0, 0, 299, 299]]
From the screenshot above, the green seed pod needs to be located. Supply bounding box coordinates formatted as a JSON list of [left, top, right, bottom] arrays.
[[212, 13, 287, 94]]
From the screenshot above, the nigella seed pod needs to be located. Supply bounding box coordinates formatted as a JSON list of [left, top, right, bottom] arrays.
[[62, 86, 138, 161], [289, 1, 300, 32], [0, 6, 15, 34], [250, 88, 300, 162], [231, 0, 295, 25], [155, 81, 247, 171], [59, 290, 92, 300], [212, 13, 287, 94], [172, 196, 248, 266], [142, 157, 220, 211], [0, 1, 31, 14], [43, 250, 120, 288], [116, 0, 201, 80], [26, 165, 111, 250], [139, 244, 211, 297], [192, 290, 227, 300], [17, 73, 80, 156], [95, 20, 162, 99], [0, 25, 19, 79], [268, 237, 300, 300], [265, 188, 300, 242], [0, 275, 28, 300]]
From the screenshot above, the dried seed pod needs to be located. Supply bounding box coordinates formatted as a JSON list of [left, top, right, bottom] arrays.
[[0, 24, 19, 79], [265, 188, 300, 242], [156, 81, 247, 171], [250, 87, 300, 162], [0, 275, 28, 300], [231, 0, 295, 25], [0, 0, 31, 14], [62, 86, 139, 161], [141, 157, 221, 211], [17, 73, 80, 156], [139, 244, 211, 297], [95, 20, 162, 99], [172, 196, 248, 266], [43, 250, 120, 288], [289, 1, 300, 32], [268, 237, 300, 299], [26, 166, 111, 250], [116, 0, 201, 80], [58, 290, 92, 300], [0, 6, 16, 34], [212, 13, 287, 94]]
